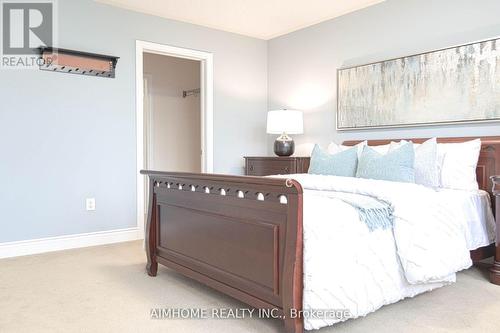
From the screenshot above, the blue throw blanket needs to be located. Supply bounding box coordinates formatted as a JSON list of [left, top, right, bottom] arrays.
[[328, 192, 394, 231]]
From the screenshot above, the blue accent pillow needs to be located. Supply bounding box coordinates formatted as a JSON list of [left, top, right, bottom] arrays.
[[356, 143, 415, 183], [308, 144, 358, 177]]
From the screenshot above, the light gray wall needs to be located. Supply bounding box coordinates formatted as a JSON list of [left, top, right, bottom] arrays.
[[0, 0, 268, 242], [268, 0, 500, 156]]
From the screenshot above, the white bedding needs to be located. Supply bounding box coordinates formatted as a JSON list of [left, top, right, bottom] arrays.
[[271, 174, 495, 331], [434, 188, 495, 249]]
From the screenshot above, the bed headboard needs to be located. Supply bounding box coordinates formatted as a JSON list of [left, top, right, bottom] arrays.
[[342, 136, 500, 197]]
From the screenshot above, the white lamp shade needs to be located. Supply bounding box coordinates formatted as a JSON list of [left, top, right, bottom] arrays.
[[266, 110, 303, 134]]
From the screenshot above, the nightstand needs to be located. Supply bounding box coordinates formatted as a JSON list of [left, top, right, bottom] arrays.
[[244, 156, 310, 176]]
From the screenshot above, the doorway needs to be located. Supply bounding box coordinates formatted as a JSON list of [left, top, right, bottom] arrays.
[[136, 40, 213, 233], [143, 53, 202, 172]]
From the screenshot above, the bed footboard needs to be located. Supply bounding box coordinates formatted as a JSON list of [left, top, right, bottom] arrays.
[[140, 171, 304, 333]]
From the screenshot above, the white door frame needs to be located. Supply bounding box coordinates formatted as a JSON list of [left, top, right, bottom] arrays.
[[136, 40, 214, 233]]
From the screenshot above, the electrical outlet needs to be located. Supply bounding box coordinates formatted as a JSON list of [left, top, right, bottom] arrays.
[[86, 198, 96, 211]]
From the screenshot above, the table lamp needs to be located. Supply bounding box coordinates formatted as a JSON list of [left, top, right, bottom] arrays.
[[266, 109, 303, 156]]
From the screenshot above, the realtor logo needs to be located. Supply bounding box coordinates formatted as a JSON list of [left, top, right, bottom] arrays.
[[1, 0, 56, 68]]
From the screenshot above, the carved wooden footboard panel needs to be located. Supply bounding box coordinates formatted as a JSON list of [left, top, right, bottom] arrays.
[[140, 171, 304, 333]]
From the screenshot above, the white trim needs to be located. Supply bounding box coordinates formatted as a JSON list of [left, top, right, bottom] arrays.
[[136, 40, 214, 233], [0, 228, 142, 259], [143, 74, 154, 170]]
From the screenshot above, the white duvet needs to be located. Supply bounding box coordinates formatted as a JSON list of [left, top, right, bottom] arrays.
[[271, 174, 493, 331]]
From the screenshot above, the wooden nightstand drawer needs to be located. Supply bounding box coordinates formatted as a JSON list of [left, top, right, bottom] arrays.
[[247, 159, 294, 176], [244, 157, 310, 176]]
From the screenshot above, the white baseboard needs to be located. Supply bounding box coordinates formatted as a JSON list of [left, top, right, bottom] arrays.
[[0, 227, 144, 259]]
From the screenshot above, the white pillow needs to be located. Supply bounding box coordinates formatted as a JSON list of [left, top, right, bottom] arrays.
[[328, 140, 366, 158], [437, 139, 481, 191], [390, 138, 439, 188], [370, 143, 393, 155], [297, 143, 317, 157]]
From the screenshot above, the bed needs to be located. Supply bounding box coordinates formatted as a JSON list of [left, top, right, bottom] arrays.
[[141, 136, 500, 333]]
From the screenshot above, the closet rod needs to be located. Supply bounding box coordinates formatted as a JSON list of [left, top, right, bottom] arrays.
[[182, 88, 200, 98]]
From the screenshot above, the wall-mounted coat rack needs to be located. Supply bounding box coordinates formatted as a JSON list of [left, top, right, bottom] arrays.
[[39, 47, 119, 78]]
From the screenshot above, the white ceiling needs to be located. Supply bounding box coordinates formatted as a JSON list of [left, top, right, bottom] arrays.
[[96, 0, 385, 40]]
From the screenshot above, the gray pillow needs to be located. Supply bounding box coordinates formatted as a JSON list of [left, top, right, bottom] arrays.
[[356, 143, 415, 183], [308, 144, 358, 177]]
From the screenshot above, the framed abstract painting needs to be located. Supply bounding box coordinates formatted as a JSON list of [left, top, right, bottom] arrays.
[[337, 37, 500, 130]]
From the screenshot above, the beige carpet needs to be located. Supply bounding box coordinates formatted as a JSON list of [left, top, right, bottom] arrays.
[[1, 241, 500, 333]]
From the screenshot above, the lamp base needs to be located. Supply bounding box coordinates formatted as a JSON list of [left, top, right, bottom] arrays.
[[274, 134, 294, 156]]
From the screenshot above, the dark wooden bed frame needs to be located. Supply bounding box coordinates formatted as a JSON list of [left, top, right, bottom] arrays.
[[141, 136, 500, 333]]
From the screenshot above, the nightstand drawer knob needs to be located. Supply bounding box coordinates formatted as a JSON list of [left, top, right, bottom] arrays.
[[249, 165, 254, 171], [284, 167, 289, 172]]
